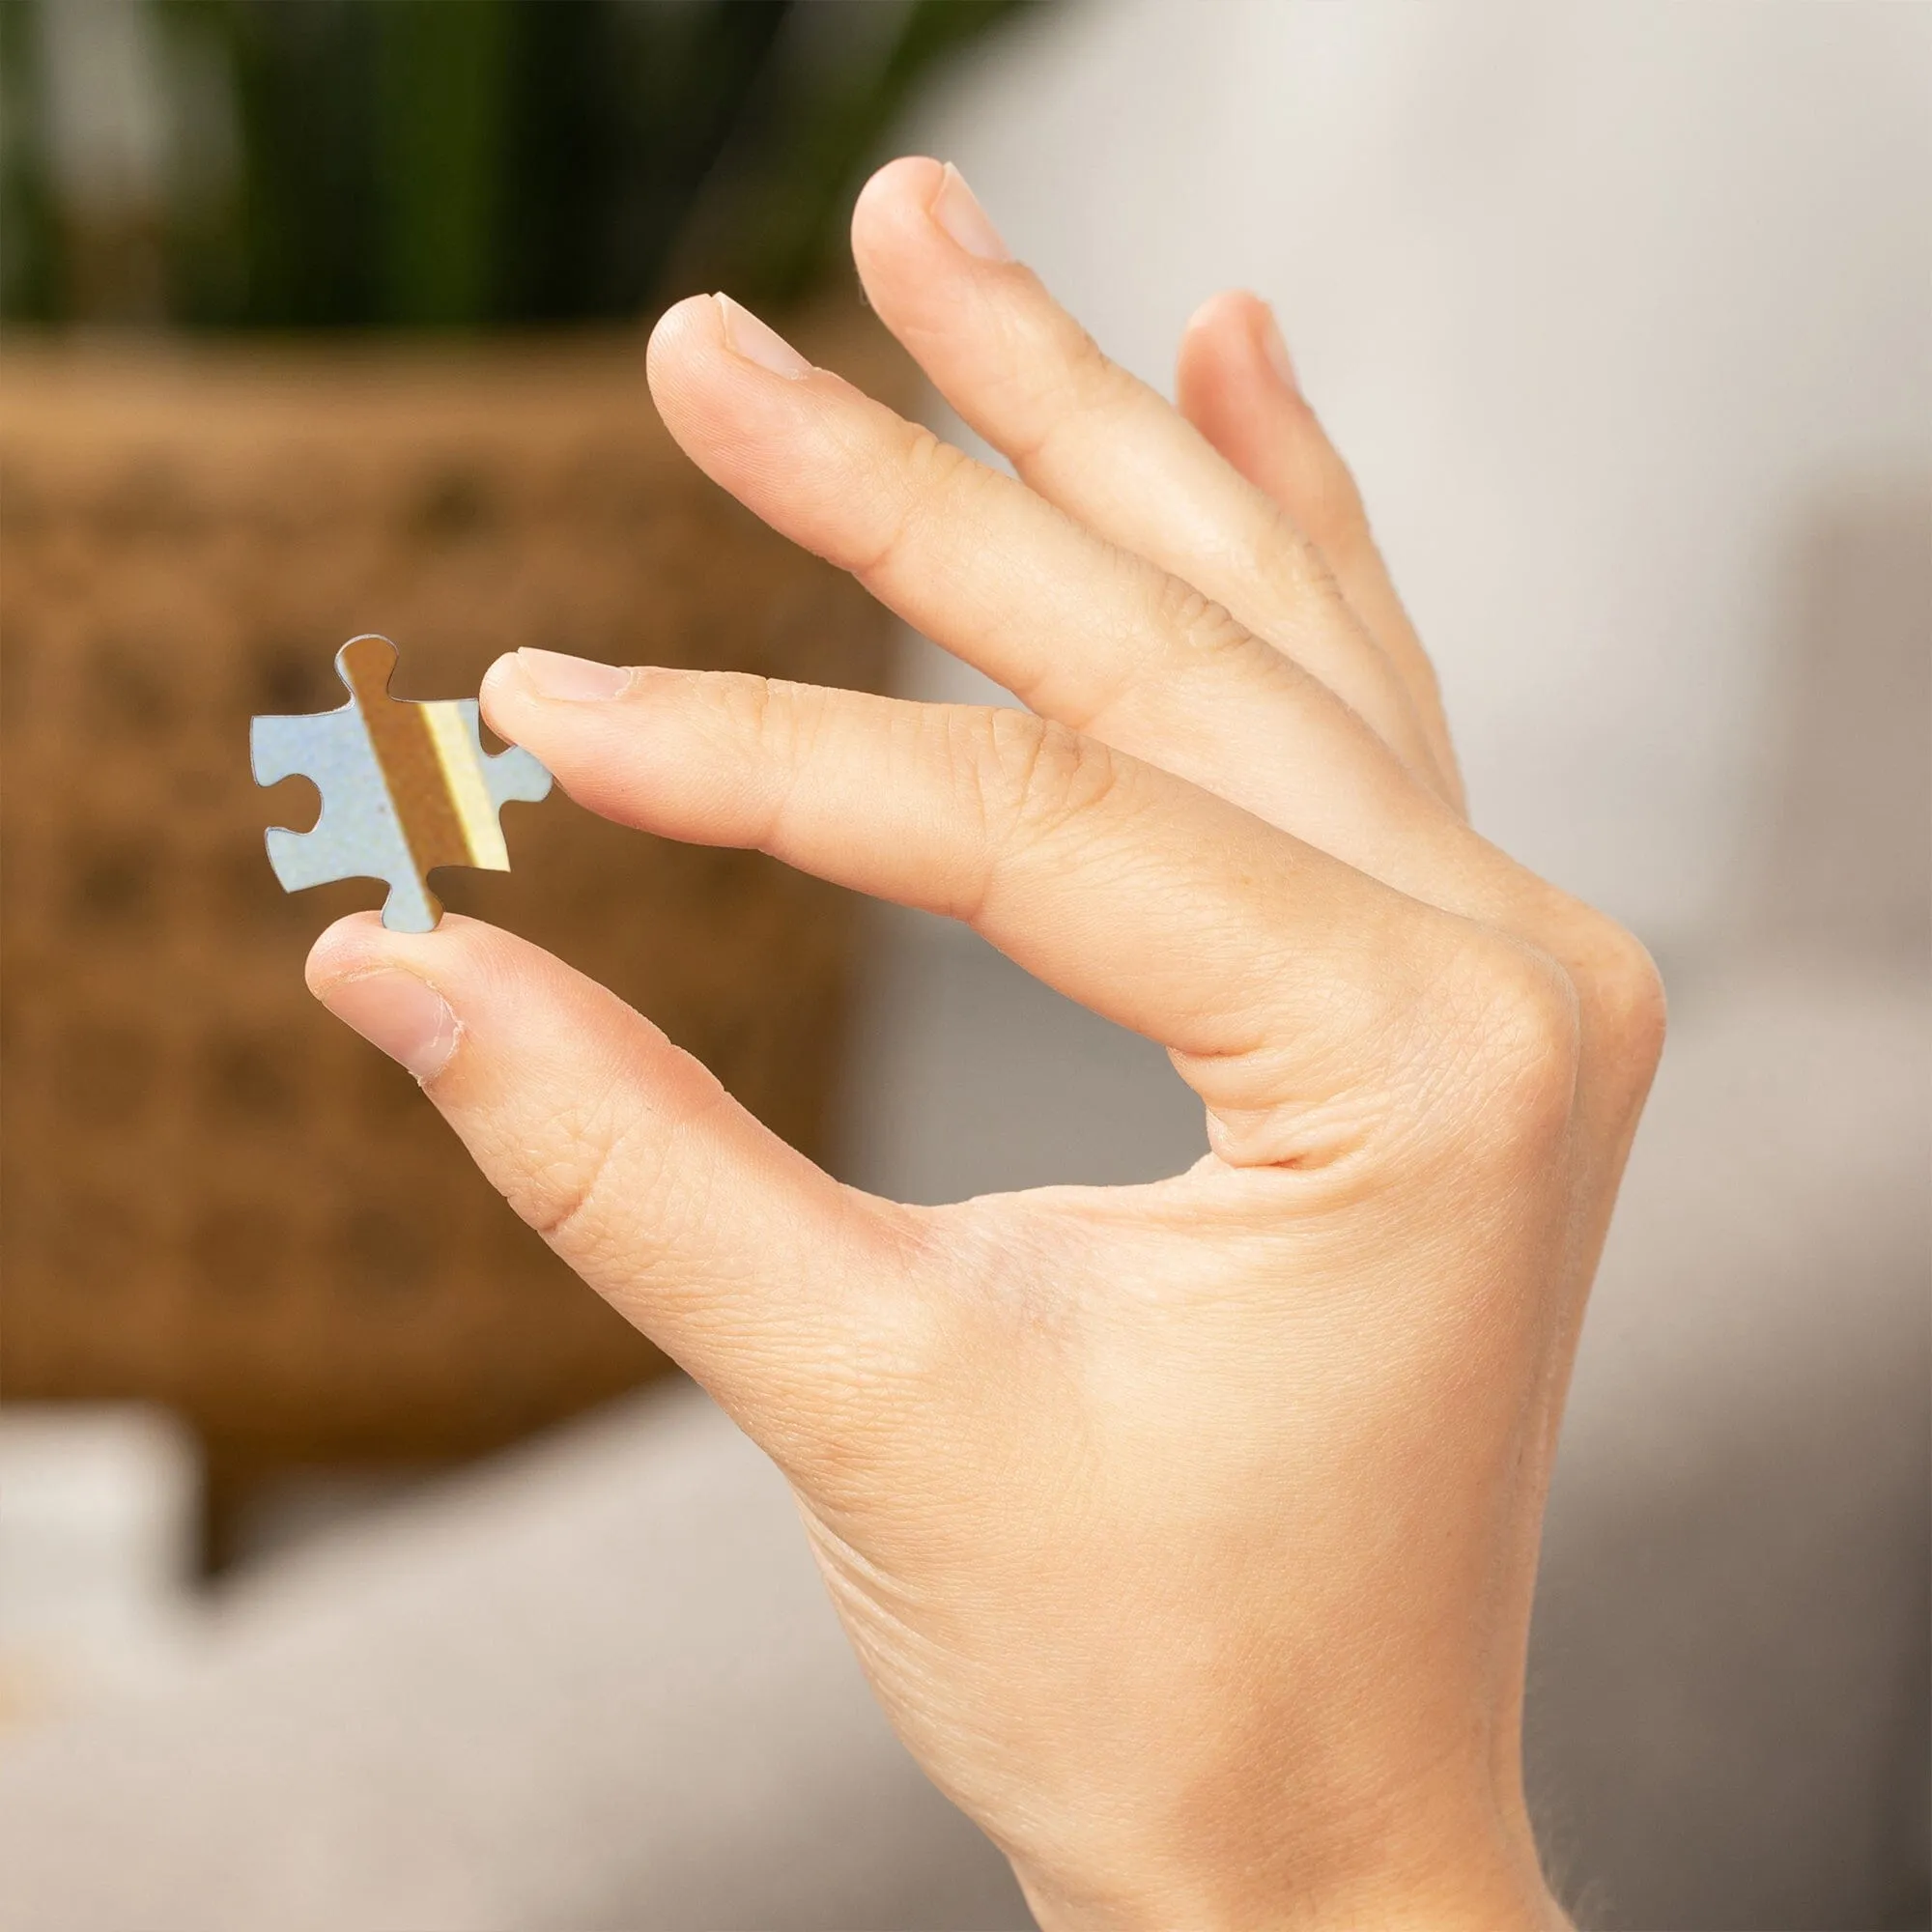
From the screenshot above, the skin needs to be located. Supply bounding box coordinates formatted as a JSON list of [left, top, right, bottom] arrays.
[[309, 158, 1663, 1929]]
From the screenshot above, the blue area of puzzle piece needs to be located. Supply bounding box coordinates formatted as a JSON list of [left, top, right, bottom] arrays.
[[250, 699, 439, 931]]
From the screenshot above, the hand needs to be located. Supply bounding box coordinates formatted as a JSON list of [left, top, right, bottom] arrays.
[[308, 158, 1662, 1930]]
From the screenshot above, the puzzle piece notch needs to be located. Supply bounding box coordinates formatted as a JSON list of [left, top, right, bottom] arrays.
[[252, 635, 553, 932]]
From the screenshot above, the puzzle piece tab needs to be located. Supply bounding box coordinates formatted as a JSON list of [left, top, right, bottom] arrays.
[[251, 635, 553, 931]]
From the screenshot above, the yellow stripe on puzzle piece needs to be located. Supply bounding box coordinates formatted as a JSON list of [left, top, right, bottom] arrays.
[[423, 702, 510, 870]]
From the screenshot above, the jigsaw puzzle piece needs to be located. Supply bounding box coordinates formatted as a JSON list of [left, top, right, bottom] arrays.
[[251, 635, 553, 934]]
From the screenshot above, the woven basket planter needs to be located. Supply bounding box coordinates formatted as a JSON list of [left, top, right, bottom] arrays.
[[0, 321, 904, 1523]]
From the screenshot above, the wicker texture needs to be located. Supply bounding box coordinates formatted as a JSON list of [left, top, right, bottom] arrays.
[[0, 325, 902, 1492]]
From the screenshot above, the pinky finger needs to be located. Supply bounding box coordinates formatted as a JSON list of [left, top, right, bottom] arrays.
[[1176, 291, 1463, 812]]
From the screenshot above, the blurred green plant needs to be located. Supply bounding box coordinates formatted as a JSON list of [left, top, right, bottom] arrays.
[[0, 0, 1034, 328]]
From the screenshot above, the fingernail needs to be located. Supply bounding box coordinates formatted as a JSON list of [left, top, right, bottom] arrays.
[[930, 163, 1009, 262], [317, 971, 459, 1083], [516, 648, 632, 701], [1258, 305, 1297, 391], [715, 294, 812, 379]]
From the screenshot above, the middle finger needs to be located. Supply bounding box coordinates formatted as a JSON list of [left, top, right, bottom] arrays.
[[848, 156, 1451, 800]]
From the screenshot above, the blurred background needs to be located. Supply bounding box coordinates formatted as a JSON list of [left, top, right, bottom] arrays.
[[0, 3, 1926, 1928]]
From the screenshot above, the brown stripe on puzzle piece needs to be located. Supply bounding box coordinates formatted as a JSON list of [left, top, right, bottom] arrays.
[[338, 635, 475, 890]]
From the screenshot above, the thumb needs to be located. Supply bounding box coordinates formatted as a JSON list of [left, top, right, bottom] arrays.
[[306, 912, 926, 1458]]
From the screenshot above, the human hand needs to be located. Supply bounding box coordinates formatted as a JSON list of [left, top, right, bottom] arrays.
[[308, 158, 1662, 1930]]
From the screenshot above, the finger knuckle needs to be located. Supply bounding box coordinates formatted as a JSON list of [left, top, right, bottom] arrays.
[[1426, 934, 1584, 1152], [858, 423, 977, 581], [899, 420, 976, 499], [1572, 911, 1670, 1101], [693, 670, 838, 832], [998, 313, 1114, 468], [698, 668, 777, 743], [1019, 305, 1127, 405], [482, 1029, 728, 1278], [505, 1095, 657, 1259], [680, 668, 823, 793], [969, 709, 1122, 852], [1062, 319, 1142, 416], [1147, 571, 1260, 672]]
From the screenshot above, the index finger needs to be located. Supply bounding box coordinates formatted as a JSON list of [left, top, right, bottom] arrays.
[[482, 653, 1506, 1169]]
